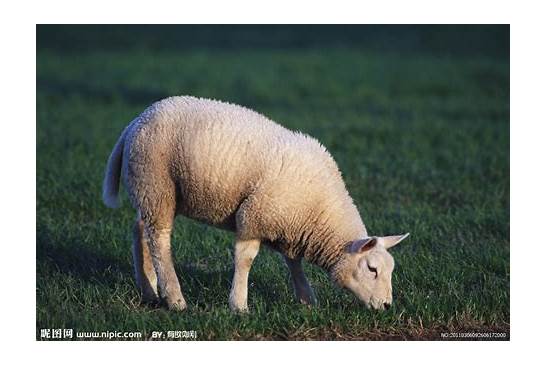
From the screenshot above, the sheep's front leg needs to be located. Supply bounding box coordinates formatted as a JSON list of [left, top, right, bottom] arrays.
[[284, 256, 317, 306], [229, 239, 260, 312]]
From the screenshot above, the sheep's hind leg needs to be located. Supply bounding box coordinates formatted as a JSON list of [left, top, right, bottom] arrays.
[[142, 208, 187, 311], [284, 256, 317, 306], [229, 239, 260, 312], [132, 215, 159, 304]]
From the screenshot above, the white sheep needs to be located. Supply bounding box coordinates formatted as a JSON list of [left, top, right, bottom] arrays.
[[103, 96, 409, 312]]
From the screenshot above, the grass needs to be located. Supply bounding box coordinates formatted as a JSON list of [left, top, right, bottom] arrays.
[[36, 27, 509, 340]]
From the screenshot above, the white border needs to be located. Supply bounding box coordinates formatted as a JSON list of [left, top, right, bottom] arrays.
[[5, 0, 546, 363], [29, 0, 512, 24]]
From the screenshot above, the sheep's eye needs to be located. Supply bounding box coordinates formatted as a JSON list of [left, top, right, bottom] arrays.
[[368, 264, 378, 278]]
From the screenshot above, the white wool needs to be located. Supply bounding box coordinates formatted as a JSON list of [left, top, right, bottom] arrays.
[[102, 96, 408, 311]]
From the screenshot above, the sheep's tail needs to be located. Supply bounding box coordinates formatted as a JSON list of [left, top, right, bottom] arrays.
[[102, 127, 129, 208]]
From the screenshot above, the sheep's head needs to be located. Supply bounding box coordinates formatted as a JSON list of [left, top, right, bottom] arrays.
[[332, 233, 409, 310]]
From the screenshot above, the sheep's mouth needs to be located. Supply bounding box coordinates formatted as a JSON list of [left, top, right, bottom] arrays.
[[368, 298, 392, 310]]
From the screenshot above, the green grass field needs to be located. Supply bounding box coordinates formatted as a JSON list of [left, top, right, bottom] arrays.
[[36, 26, 509, 340]]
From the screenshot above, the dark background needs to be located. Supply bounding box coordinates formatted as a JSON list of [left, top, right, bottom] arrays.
[[38, 24, 509, 56], [37, 25, 509, 340]]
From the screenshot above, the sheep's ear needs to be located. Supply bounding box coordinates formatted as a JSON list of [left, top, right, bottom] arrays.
[[348, 237, 378, 253], [379, 233, 410, 249]]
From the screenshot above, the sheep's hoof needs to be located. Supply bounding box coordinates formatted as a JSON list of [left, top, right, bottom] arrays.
[[231, 307, 249, 314], [166, 298, 187, 311], [298, 296, 317, 306], [229, 302, 249, 313]]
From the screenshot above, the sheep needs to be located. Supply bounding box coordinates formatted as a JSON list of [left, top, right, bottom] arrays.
[[102, 96, 409, 312]]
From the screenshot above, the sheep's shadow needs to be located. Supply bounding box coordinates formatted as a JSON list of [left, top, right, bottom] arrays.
[[37, 228, 132, 283], [36, 226, 286, 308]]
